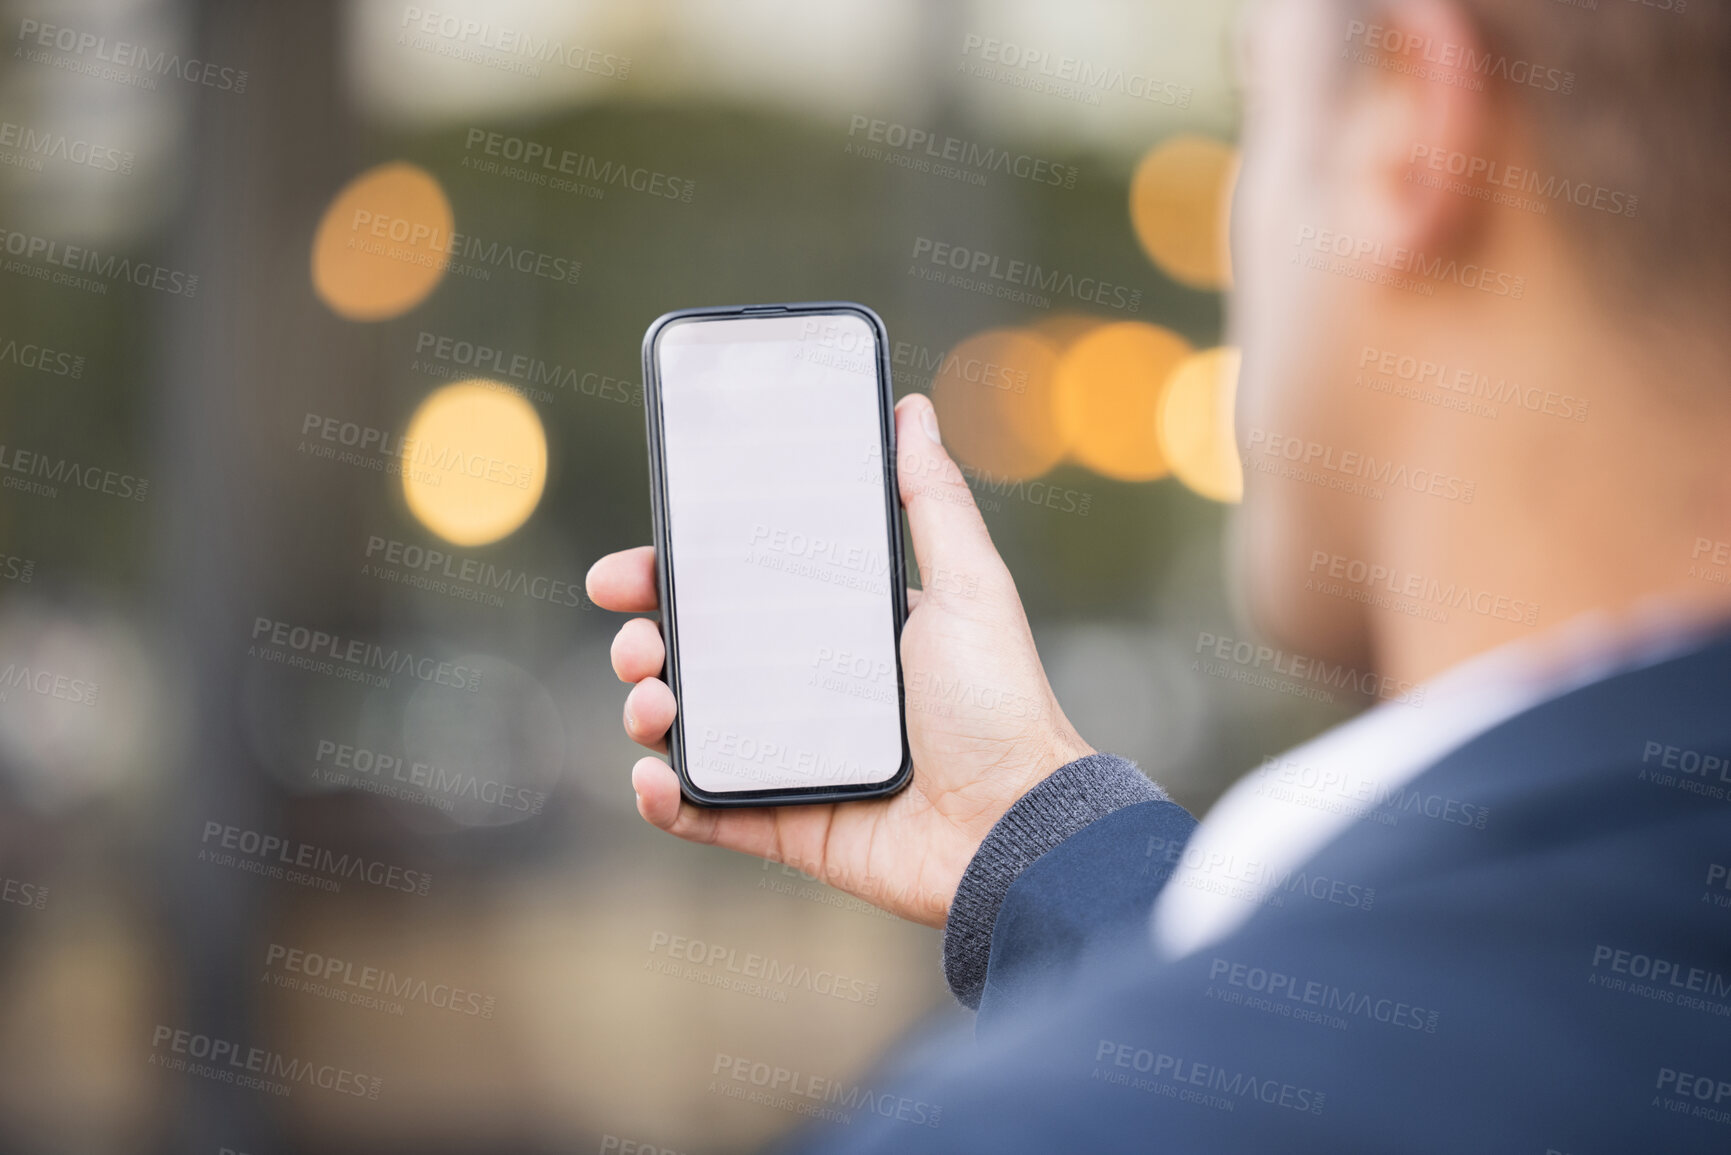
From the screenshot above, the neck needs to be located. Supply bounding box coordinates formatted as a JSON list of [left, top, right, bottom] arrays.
[[1363, 294, 1731, 688]]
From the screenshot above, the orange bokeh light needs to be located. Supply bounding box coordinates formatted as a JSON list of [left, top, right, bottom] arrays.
[[1130, 135, 1238, 292], [312, 161, 454, 322], [1055, 322, 1193, 482], [929, 329, 1066, 481], [1159, 347, 1243, 503]]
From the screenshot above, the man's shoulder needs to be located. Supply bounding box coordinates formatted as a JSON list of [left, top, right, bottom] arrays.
[[980, 631, 1731, 1150], [1292, 621, 1731, 910], [1223, 625, 1731, 1028], [1150, 628, 1731, 1150]]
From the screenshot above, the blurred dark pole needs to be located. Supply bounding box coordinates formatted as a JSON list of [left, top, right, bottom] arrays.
[[151, 0, 364, 1150]]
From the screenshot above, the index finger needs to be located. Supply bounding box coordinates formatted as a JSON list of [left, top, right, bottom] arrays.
[[586, 546, 659, 613]]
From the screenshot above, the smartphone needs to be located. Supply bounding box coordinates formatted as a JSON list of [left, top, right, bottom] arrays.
[[640, 302, 913, 807]]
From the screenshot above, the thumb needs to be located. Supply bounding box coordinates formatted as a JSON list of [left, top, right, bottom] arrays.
[[893, 394, 1006, 597]]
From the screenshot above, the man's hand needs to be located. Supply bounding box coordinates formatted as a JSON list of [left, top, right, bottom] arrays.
[[585, 394, 1093, 927]]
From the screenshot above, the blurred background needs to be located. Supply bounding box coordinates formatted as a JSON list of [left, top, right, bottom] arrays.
[[0, 0, 1362, 1150]]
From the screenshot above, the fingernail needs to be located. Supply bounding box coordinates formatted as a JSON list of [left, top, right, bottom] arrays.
[[919, 402, 942, 446]]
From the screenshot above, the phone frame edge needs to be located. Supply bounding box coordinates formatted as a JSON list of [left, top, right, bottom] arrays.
[[640, 301, 915, 809]]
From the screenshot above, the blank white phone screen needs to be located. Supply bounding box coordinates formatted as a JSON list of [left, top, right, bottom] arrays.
[[656, 313, 904, 795]]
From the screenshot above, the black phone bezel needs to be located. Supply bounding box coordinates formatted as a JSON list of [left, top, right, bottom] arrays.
[[640, 301, 914, 808]]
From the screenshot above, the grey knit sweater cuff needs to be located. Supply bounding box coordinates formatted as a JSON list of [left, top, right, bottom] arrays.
[[941, 752, 1167, 1009]]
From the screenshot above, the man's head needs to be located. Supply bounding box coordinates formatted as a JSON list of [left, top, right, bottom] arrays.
[[1227, 0, 1731, 679]]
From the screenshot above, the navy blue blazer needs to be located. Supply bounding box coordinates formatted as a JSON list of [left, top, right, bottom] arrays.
[[791, 630, 1731, 1153]]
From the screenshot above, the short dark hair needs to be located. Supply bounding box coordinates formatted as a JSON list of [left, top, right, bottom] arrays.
[[1336, 0, 1731, 309]]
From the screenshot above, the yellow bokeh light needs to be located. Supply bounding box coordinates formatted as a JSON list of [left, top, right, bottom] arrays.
[[1159, 347, 1243, 503], [1055, 322, 1193, 482], [401, 381, 547, 547], [1130, 135, 1238, 291], [312, 161, 454, 322], [930, 329, 1066, 481]]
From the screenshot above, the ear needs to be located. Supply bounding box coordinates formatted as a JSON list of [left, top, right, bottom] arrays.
[[1334, 0, 1492, 260]]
